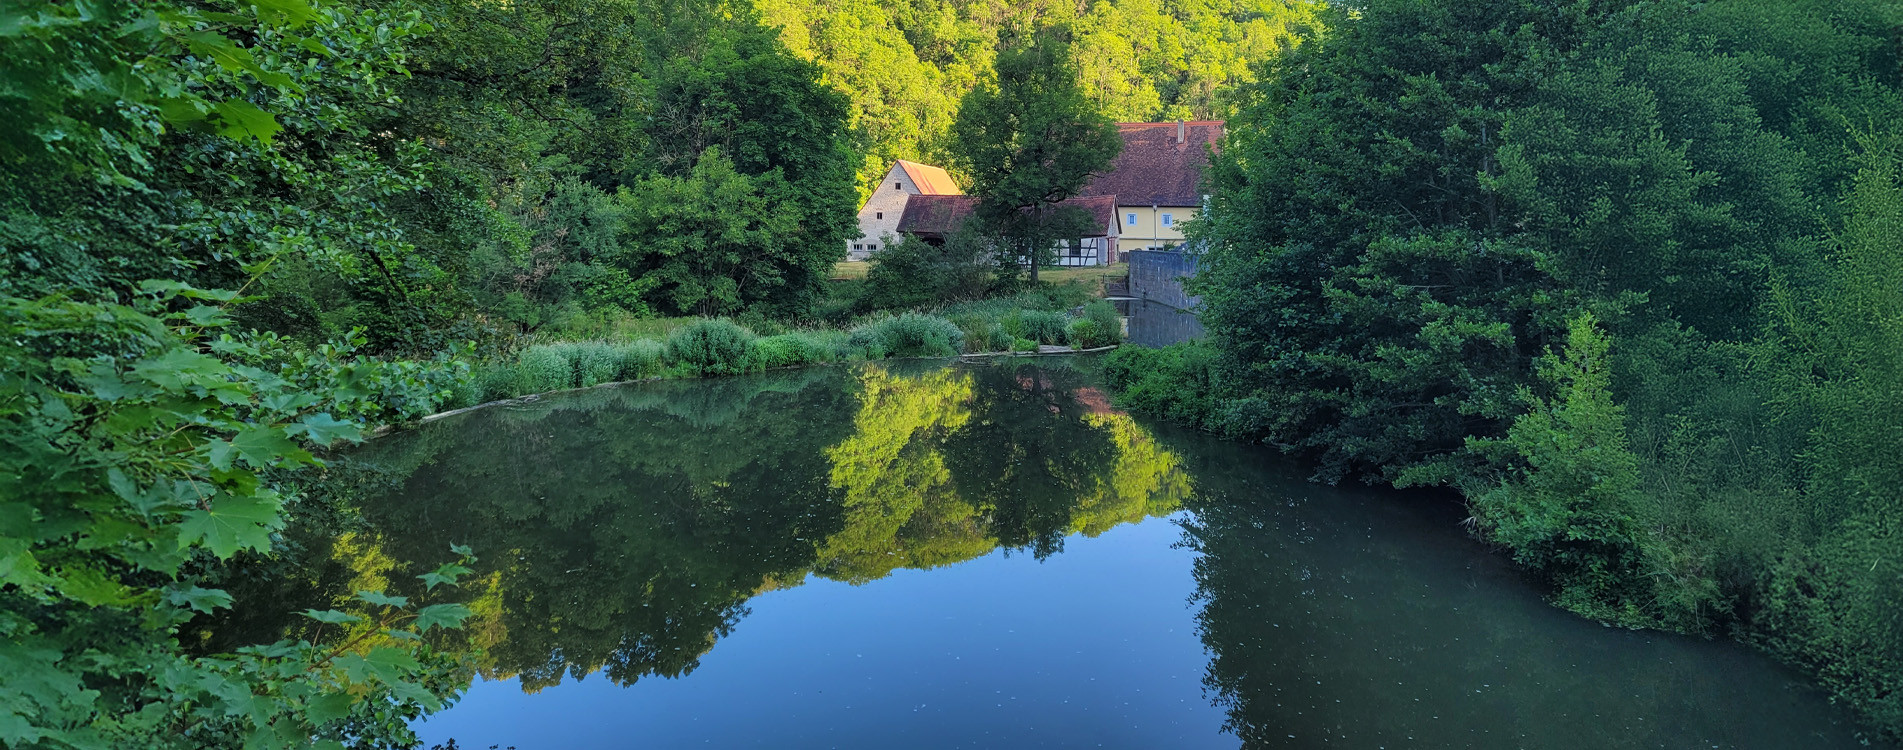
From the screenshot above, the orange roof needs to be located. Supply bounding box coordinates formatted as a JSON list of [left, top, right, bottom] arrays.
[[897, 160, 963, 195]]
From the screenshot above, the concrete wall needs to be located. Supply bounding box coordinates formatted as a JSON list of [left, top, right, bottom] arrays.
[[1126, 249, 1199, 310], [849, 163, 919, 259], [1115, 205, 1197, 251]]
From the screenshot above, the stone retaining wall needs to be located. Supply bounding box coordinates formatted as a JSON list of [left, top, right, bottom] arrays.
[[1126, 249, 1199, 310]]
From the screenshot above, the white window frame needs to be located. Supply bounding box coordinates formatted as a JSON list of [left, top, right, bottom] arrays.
[[1126, 213, 1137, 226], [1161, 213, 1174, 227]]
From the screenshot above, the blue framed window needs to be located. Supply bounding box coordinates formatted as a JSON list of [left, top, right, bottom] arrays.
[[1126, 213, 1137, 226], [1161, 213, 1174, 226]]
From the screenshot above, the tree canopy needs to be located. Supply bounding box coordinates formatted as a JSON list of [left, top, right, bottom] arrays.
[[950, 28, 1122, 283]]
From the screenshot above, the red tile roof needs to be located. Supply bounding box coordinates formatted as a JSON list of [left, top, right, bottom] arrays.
[[895, 195, 977, 237], [897, 195, 1120, 238], [1079, 121, 1223, 207], [896, 160, 963, 195]]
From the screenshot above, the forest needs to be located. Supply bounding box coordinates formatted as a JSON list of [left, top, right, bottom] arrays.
[[1106, 0, 1903, 738], [8, 0, 1903, 745]]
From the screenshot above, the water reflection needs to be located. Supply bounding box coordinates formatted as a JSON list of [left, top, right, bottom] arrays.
[[1119, 298, 1205, 347], [211, 360, 1191, 695], [192, 361, 1884, 748], [1170, 431, 1879, 748]]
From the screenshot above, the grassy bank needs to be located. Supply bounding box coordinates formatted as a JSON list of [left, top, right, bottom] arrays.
[[444, 294, 1126, 409]]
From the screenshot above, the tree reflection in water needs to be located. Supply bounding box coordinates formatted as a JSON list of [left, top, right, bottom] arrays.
[[200, 360, 1191, 694]]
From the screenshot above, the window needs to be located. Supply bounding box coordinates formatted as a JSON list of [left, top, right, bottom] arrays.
[[1126, 213, 1137, 226], [895, 182, 901, 190], [875, 211, 882, 220], [853, 244, 863, 250], [1161, 213, 1174, 226], [867, 244, 876, 251]]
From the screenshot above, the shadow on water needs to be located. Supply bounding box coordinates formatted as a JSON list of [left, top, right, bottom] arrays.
[[1165, 424, 1882, 748], [195, 360, 1884, 748]]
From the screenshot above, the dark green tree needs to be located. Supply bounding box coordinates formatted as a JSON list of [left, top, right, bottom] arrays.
[[949, 27, 1121, 285]]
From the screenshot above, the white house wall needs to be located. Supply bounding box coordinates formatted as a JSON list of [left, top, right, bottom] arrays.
[[849, 164, 922, 260]]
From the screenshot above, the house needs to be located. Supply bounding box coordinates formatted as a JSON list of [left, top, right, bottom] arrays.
[[896, 194, 1121, 267], [868, 119, 1220, 266], [848, 160, 963, 260], [1078, 121, 1223, 252]]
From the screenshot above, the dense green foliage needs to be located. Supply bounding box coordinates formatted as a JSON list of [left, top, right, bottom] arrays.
[[858, 231, 996, 310], [1112, 0, 1903, 736], [255, 0, 864, 341], [0, 0, 493, 744]]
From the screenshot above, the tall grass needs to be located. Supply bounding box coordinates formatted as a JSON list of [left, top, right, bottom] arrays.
[[515, 345, 573, 394], [613, 339, 665, 380], [848, 313, 965, 358], [667, 319, 758, 375], [468, 300, 1123, 402], [574, 341, 618, 386]]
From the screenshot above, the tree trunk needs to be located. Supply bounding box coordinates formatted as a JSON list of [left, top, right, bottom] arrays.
[[1029, 236, 1040, 285]]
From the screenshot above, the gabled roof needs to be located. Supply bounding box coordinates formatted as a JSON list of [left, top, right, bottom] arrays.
[[897, 195, 1119, 238], [896, 160, 963, 195], [1079, 121, 1223, 207]]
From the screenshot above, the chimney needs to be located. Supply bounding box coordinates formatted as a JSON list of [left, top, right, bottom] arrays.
[[1176, 119, 1185, 144]]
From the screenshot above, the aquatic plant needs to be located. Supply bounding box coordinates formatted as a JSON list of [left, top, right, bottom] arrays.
[[755, 332, 840, 368]]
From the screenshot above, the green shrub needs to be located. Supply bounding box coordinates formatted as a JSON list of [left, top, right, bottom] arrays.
[[859, 231, 994, 311], [516, 345, 575, 394], [1011, 336, 1040, 353], [847, 313, 965, 358], [449, 368, 486, 407], [613, 339, 666, 380], [574, 341, 618, 386], [949, 312, 1009, 352], [736, 309, 787, 337], [666, 318, 759, 375], [1067, 318, 1105, 349], [1101, 341, 1222, 426], [1083, 300, 1122, 345], [1017, 309, 1069, 345], [999, 310, 1027, 340]]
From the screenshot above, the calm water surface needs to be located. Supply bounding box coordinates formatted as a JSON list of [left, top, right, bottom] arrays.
[[236, 360, 1880, 748]]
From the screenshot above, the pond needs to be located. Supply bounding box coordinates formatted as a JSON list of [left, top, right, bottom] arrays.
[[213, 360, 1883, 748]]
